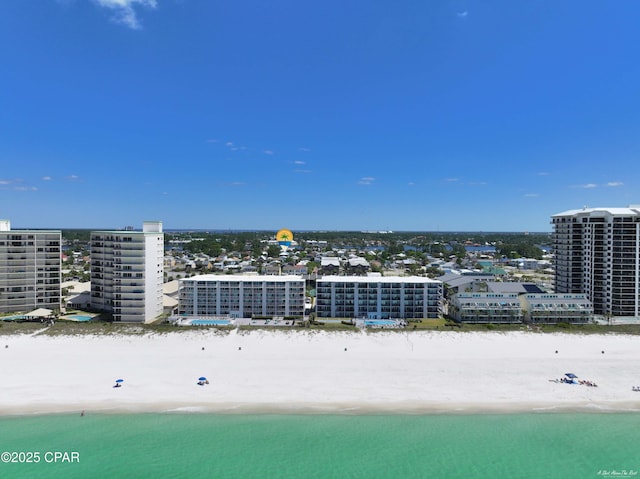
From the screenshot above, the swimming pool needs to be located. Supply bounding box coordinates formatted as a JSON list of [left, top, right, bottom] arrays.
[[364, 320, 399, 327], [0, 315, 25, 321], [190, 319, 232, 326], [64, 314, 94, 322]]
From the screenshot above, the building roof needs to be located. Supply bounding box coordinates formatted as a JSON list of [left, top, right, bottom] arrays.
[[486, 282, 545, 294], [552, 206, 640, 217], [348, 257, 370, 267], [27, 308, 55, 317], [181, 274, 304, 283], [163, 295, 179, 308], [437, 273, 492, 289], [163, 280, 180, 295], [318, 275, 441, 284], [61, 281, 91, 293], [321, 257, 341, 266]]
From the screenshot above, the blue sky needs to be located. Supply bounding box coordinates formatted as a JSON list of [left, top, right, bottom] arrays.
[[2, 1, 639, 232]]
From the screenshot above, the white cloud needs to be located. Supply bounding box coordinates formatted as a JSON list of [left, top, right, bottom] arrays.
[[576, 183, 598, 189], [263, 149, 274, 155], [298, 147, 311, 152], [408, 182, 415, 186], [457, 10, 469, 17], [66, 175, 80, 181], [92, 0, 157, 29], [42, 176, 53, 181], [293, 160, 306, 165], [0, 179, 37, 191], [205, 139, 219, 144], [444, 178, 459, 182], [225, 141, 234, 147], [538, 172, 550, 176], [294, 169, 312, 174], [606, 181, 623, 187], [229, 181, 246, 187], [358, 176, 375, 185], [524, 193, 539, 197]]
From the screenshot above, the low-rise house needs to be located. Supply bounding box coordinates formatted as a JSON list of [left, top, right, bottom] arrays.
[[347, 256, 370, 275], [63, 280, 91, 311], [263, 262, 282, 275], [240, 261, 258, 274], [283, 263, 308, 276], [320, 257, 341, 275]]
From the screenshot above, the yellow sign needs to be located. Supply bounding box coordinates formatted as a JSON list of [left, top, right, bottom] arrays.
[[276, 229, 293, 251], [276, 229, 293, 242]]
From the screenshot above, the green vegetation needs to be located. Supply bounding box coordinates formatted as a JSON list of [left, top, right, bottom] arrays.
[[4, 317, 639, 336], [168, 232, 265, 258], [61, 229, 92, 243], [0, 319, 231, 337], [496, 242, 544, 260]]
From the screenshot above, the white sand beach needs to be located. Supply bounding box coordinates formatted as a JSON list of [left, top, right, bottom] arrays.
[[1, 330, 640, 415]]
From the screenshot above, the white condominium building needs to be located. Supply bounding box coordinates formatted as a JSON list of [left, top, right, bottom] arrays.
[[178, 275, 305, 318], [0, 220, 61, 313], [552, 206, 640, 317], [90, 222, 164, 323], [316, 276, 442, 319]]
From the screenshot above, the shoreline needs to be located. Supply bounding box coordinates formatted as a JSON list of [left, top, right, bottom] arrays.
[[2, 330, 640, 417], [4, 401, 640, 418]]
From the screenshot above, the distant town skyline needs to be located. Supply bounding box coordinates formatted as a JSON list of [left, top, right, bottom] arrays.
[[2, 1, 639, 232]]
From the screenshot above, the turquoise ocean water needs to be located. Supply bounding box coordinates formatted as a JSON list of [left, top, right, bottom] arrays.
[[1, 413, 639, 478]]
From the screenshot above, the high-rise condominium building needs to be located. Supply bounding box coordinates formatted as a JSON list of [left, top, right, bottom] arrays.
[[315, 276, 442, 319], [90, 222, 164, 323], [178, 275, 305, 318], [552, 206, 640, 317], [0, 220, 61, 313]]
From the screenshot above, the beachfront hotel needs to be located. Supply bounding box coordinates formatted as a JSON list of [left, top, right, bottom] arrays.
[[90, 222, 164, 323], [552, 206, 640, 317], [177, 274, 305, 318], [315, 276, 442, 319], [0, 220, 61, 313]]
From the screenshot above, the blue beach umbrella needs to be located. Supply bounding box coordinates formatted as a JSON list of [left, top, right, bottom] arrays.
[[198, 377, 207, 381], [115, 379, 124, 383], [565, 373, 578, 379]]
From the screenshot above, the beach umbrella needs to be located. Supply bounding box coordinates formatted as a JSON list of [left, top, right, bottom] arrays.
[[198, 377, 207, 381], [115, 379, 124, 383], [565, 373, 578, 379]]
